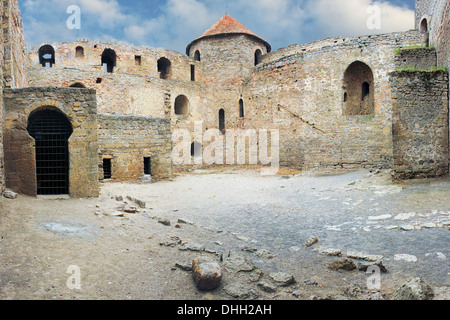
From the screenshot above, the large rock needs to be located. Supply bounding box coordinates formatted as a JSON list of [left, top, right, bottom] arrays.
[[192, 258, 222, 291], [393, 277, 434, 300]]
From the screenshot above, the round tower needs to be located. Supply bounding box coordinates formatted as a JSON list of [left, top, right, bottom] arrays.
[[186, 14, 271, 67]]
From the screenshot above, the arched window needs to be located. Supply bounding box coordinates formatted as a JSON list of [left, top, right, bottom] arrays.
[[39, 45, 55, 68], [27, 108, 73, 195], [420, 18, 428, 33], [69, 82, 86, 88], [254, 49, 262, 66], [219, 109, 225, 134], [157, 57, 172, 79], [75, 46, 84, 58], [175, 95, 189, 115], [343, 61, 375, 116], [102, 48, 117, 73], [239, 99, 244, 118], [194, 50, 201, 62]]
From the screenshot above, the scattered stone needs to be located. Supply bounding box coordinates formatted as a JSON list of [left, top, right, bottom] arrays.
[[158, 218, 171, 226], [313, 247, 342, 256], [192, 258, 222, 291], [214, 241, 224, 246], [175, 261, 192, 271], [304, 236, 319, 247], [393, 277, 434, 300], [304, 280, 318, 286], [123, 207, 138, 213], [344, 284, 364, 298], [248, 269, 264, 282], [425, 252, 447, 261], [394, 254, 417, 262], [257, 281, 277, 293], [126, 196, 146, 208], [115, 195, 123, 201], [386, 225, 399, 230], [421, 222, 437, 228], [3, 190, 17, 199], [241, 246, 257, 253], [400, 225, 415, 231], [179, 242, 205, 252], [159, 236, 182, 247], [223, 284, 258, 299], [177, 218, 194, 225], [109, 211, 125, 217], [368, 214, 392, 221], [394, 212, 416, 221], [255, 249, 274, 259], [223, 256, 255, 273], [346, 251, 383, 262], [357, 261, 388, 273], [269, 272, 296, 287], [328, 258, 357, 271]]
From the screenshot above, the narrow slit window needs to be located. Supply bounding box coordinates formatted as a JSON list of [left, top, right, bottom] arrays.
[[144, 157, 151, 175], [103, 158, 112, 180], [191, 65, 195, 81], [239, 99, 244, 118]]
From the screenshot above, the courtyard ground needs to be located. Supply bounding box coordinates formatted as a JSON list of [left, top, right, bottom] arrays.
[[0, 167, 449, 300]]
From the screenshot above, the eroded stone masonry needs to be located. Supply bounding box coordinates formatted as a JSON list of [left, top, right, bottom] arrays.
[[0, 0, 449, 197]]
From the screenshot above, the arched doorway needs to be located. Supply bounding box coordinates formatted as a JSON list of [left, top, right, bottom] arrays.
[[27, 108, 73, 195], [157, 57, 172, 79], [102, 48, 117, 73]]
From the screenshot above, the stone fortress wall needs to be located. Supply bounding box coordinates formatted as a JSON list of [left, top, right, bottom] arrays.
[[1, 0, 450, 197]]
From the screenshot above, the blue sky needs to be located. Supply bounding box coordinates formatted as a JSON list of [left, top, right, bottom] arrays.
[[20, 0, 416, 54]]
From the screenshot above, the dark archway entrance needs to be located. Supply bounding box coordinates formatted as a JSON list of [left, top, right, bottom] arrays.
[[27, 108, 73, 195]]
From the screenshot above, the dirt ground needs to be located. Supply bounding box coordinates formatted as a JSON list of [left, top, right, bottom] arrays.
[[0, 167, 449, 300]]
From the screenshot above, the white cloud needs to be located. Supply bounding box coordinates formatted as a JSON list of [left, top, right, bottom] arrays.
[[305, 0, 414, 39], [20, 0, 416, 53]]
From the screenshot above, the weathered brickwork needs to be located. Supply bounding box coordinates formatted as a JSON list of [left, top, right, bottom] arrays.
[[3, 87, 99, 197], [242, 31, 427, 170], [97, 114, 173, 182], [0, 1, 4, 195], [390, 70, 449, 179], [394, 47, 437, 69], [2, 0, 28, 88]]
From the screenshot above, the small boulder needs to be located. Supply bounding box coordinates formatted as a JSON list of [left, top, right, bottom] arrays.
[[192, 258, 222, 291], [3, 190, 17, 199], [393, 277, 434, 300]]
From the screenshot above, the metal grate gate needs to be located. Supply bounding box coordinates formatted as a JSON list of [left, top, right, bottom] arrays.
[[27, 110, 73, 195]]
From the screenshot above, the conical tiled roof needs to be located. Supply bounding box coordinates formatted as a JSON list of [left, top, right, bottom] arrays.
[[186, 14, 271, 55]]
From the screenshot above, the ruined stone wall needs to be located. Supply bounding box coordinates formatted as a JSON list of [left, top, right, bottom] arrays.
[[394, 47, 437, 69], [29, 40, 193, 82], [242, 31, 426, 170], [0, 1, 4, 195], [390, 70, 449, 179], [3, 87, 99, 197], [2, 0, 28, 88], [97, 114, 172, 182], [27, 67, 206, 121]]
